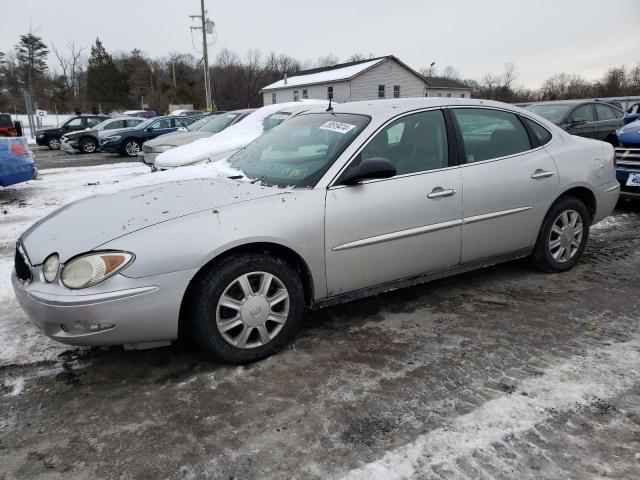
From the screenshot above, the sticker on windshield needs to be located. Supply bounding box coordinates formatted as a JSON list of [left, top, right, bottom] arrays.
[[319, 121, 357, 134]]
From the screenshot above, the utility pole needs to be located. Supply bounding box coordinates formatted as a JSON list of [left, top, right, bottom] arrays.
[[190, 1, 214, 111]]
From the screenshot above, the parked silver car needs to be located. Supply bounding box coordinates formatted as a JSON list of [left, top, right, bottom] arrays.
[[12, 98, 620, 363], [139, 110, 254, 166]]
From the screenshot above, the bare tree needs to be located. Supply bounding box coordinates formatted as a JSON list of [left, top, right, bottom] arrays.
[[441, 65, 461, 80], [51, 40, 86, 97], [316, 54, 339, 68]]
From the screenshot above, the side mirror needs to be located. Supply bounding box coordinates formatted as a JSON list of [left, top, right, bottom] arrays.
[[145, 127, 154, 132], [339, 157, 396, 185]]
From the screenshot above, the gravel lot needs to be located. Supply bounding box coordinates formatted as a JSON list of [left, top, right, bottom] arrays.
[[1, 156, 639, 479]]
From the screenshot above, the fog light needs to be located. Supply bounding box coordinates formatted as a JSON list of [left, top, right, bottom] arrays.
[[61, 323, 115, 333]]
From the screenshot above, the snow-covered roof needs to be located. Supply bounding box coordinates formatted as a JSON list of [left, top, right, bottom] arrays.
[[261, 58, 385, 91]]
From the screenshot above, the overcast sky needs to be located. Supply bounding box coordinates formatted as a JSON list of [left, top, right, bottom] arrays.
[[1, 0, 639, 88]]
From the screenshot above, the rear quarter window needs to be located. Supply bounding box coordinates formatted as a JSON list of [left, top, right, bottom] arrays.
[[522, 117, 552, 146]]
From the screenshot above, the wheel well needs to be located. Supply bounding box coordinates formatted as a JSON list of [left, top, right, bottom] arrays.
[[177, 242, 315, 338], [558, 187, 597, 221]]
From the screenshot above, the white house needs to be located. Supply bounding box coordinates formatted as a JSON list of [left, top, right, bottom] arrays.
[[260, 55, 471, 105]]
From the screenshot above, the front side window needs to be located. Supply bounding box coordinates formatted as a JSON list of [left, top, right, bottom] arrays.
[[228, 113, 369, 188], [152, 118, 173, 129], [356, 109, 448, 175], [452, 108, 531, 163], [595, 104, 618, 121], [65, 117, 83, 128], [378, 84, 385, 99], [571, 105, 596, 123], [393, 85, 400, 98]]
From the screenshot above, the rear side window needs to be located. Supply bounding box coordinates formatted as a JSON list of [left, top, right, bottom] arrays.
[[595, 104, 618, 121], [451, 108, 531, 163], [522, 117, 552, 146]]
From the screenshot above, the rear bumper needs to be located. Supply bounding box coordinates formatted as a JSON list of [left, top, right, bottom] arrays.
[[593, 180, 620, 224]]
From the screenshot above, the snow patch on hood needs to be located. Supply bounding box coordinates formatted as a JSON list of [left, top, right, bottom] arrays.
[[155, 100, 328, 168]]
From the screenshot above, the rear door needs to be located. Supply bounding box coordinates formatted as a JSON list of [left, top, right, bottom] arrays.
[[324, 109, 463, 296], [594, 103, 624, 143], [567, 104, 598, 140], [450, 107, 560, 263]]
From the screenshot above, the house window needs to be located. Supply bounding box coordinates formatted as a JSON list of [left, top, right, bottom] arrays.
[[293, 90, 299, 101], [447, 93, 452, 98], [327, 86, 333, 100], [437, 93, 442, 97], [461, 93, 465, 98], [393, 85, 400, 98], [303, 89, 308, 99], [272, 93, 276, 104], [378, 84, 385, 99]]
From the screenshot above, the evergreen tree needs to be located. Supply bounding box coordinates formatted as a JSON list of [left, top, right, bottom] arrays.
[[15, 32, 49, 93], [86, 38, 128, 109]]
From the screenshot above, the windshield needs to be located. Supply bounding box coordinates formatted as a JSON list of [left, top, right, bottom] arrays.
[[525, 104, 572, 123], [263, 112, 291, 132], [193, 113, 240, 133], [228, 113, 370, 188]]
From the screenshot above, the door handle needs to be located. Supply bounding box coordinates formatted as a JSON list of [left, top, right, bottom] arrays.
[[427, 187, 456, 199], [531, 169, 555, 179]]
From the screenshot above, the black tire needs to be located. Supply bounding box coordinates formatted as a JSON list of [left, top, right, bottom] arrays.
[[189, 253, 305, 364], [120, 139, 141, 157], [530, 196, 591, 273], [79, 137, 98, 154], [47, 137, 61, 150]]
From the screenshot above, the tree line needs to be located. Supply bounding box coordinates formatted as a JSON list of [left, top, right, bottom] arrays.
[[1, 31, 639, 115]]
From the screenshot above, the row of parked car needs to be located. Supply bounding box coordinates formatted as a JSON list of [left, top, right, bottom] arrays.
[[520, 99, 640, 199]]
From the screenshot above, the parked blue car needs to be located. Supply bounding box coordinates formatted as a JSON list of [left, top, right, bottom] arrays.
[[100, 116, 193, 157], [0, 137, 37, 187], [615, 120, 640, 199]]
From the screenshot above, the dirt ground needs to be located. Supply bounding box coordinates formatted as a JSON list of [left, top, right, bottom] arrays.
[[1, 203, 640, 480]]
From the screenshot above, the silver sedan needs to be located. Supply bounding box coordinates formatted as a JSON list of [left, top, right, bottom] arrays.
[[12, 98, 620, 363]]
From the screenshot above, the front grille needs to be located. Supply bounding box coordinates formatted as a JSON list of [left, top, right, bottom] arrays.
[[142, 144, 153, 153], [14, 244, 32, 282], [615, 147, 640, 171]]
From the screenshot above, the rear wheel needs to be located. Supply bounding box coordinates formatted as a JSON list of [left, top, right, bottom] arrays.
[[190, 253, 304, 364], [80, 137, 98, 154], [530, 196, 590, 273], [121, 139, 141, 157], [47, 137, 61, 150]]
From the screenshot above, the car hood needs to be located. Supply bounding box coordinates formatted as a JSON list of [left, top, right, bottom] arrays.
[[145, 131, 213, 148], [21, 176, 281, 264]]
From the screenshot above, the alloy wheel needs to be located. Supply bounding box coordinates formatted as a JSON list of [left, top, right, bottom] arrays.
[[125, 141, 140, 156], [82, 139, 96, 153], [215, 271, 290, 349], [548, 209, 583, 263], [48, 138, 61, 149]]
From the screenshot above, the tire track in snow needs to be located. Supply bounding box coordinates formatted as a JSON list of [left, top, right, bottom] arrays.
[[339, 338, 640, 480]]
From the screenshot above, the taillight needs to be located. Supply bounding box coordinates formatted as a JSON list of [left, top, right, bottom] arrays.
[[10, 144, 26, 155]]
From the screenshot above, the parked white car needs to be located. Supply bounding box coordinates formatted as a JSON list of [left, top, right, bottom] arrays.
[[153, 100, 330, 170]]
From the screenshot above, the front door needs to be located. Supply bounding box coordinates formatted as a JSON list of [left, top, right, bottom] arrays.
[[324, 109, 462, 296], [567, 104, 598, 140], [449, 107, 560, 263]]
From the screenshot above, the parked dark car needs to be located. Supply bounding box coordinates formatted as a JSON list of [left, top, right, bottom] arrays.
[[623, 101, 640, 125], [100, 115, 192, 157], [615, 120, 640, 199], [60, 116, 146, 154], [122, 110, 157, 119], [0, 137, 37, 187], [36, 115, 110, 150], [525, 100, 625, 145]]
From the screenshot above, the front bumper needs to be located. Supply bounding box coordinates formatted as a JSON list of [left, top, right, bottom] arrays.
[[615, 146, 640, 199], [60, 139, 79, 154], [139, 151, 158, 166], [11, 262, 197, 347], [36, 136, 46, 146]]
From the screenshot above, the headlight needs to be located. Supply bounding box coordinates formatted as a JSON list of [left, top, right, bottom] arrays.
[[154, 145, 175, 153], [43, 253, 59, 283], [61, 252, 134, 289]]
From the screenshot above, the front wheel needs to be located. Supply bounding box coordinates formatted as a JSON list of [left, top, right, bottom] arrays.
[[80, 137, 98, 154], [190, 254, 305, 364], [121, 139, 141, 157], [47, 137, 61, 150], [530, 196, 590, 273]]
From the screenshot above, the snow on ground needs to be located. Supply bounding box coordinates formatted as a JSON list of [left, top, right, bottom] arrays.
[[340, 337, 640, 480], [155, 100, 328, 168]]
